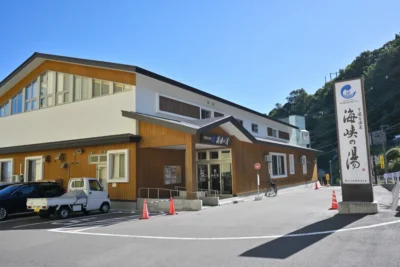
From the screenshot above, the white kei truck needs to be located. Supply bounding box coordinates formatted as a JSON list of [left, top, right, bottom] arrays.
[[27, 178, 111, 219]]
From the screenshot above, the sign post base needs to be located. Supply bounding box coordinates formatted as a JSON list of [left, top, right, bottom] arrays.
[[254, 196, 263, 201], [338, 201, 378, 214]]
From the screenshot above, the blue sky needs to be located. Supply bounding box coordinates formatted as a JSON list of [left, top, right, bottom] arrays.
[[0, 0, 399, 113]]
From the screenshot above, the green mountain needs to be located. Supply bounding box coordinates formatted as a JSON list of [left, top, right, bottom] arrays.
[[268, 33, 400, 181]]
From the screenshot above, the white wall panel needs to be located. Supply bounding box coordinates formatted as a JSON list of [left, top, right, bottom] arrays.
[[136, 73, 292, 140], [0, 90, 136, 148]]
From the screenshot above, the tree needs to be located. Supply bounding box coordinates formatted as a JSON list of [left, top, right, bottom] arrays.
[[268, 33, 400, 172]]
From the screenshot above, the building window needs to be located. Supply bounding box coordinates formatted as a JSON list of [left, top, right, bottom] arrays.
[[268, 127, 278, 138], [40, 72, 54, 108], [201, 109, 211, 119], [159, 95, 200, 119], [0, 102, 10, 117], [279, 130, 290, 140], [251, 123, 258, 133], [74, 76, 90, 101], [93, 79, 110, 97], [197, 152, 207, 160], [221, 150, 231, 160], [210, 151, 219, 159], [89, 154, 107, 164], [107, 149, 129, 183], [11, 91, 23, 114], [214, 111, 224, 117], [289, 154, 295, 174], [24, 156, 44, 182], [302, 156, 308, 175], [114, 83, 130, 93], [270, 153, 287, 178], [56, 73, 72, 105], [0, 159, 13, 183], [25, 80, 38, 111]]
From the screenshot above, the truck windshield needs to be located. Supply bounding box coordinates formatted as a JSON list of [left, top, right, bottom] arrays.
[[0, 185, 21, 197]]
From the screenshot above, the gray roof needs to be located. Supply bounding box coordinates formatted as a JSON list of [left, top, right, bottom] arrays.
[[122, 111, 321, 152]]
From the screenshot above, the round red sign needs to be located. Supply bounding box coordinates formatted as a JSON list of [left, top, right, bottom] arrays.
[[254, 162, 261, 170]]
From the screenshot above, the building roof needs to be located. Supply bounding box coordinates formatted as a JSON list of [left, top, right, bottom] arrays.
[[122, 111, 321, 152], [0, 52, 298, 129], [122, 111, 255, 143]]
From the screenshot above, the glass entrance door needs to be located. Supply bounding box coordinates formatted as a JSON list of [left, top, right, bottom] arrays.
[[221, 163, 232, 194], [197, 164, 209, 191], [210, 164, 221, 192]]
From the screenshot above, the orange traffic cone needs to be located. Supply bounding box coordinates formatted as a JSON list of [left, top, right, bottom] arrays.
[[141, 199, 150, 219], [315, 182, 319, 190], [330, 190, 338, 210], [168, 197, 176, 215]]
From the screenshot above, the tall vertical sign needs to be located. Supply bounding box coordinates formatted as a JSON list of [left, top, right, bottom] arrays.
[[334, 78, 374, 202]]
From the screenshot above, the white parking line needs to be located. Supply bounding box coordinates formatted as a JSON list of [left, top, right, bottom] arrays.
[[49, 215, 142, 233], [69, 226, 103, 233], [48, 219, 400, 241], [12, 211, 123, 229]]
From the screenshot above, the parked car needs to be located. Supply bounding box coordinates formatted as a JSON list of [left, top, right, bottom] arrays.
[[0, 182, 16, 191], [27, 178, 110, 219], [0, 181, 65, 220]]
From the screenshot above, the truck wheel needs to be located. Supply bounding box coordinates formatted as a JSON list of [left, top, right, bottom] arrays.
[[39, 211, 50, 219], [0, 207, 8, 221], [57, 207, 70, 219], [100, 203, 110, 213]]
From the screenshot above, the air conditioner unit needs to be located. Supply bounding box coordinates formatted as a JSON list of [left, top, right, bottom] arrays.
[[264, 154, 272, 162]]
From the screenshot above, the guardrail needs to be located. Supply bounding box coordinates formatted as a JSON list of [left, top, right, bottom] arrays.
[[377, 172, 400, 184]]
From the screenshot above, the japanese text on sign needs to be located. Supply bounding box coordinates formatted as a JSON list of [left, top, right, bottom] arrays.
[[334, 78, 370, 184]]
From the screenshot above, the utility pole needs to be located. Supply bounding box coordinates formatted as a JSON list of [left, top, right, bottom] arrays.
[[380, 126, 389, 174], [370, 131, 378, 184]]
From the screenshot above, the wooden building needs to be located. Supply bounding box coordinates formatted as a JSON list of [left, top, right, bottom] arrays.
[[0, 53, 318, 205]]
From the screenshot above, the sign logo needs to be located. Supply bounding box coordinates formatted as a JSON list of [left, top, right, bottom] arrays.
[[340, 84, 356, 99], [200, 134, 230, 146]]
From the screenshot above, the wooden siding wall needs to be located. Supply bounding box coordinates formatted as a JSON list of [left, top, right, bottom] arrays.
[[0, 60, 136, 106], [137, 148, 186, 198], [0, 143, 137, 201], [138, 121, 189, 148], [231, 137, 317, 195]]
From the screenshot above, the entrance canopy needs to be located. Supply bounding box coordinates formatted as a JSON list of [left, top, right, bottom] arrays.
[[121, 111, 321, 152], [121, 111, 254, 143]]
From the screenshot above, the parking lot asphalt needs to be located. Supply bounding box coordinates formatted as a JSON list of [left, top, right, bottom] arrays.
[[0, 210, 163, 232], [1, 186, 400, 267]]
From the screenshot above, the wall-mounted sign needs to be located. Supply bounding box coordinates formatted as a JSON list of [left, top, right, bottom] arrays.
[[200, 134, 231, 146], [334, 78, 371, 184], [164, 165, 182, 185]]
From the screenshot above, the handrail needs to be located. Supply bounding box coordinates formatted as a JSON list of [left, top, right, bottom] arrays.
[[138, 187, 202, 199], [174, 186, 219, 197], [138, 188, 179, 199], [174, 186, 186, 191]]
